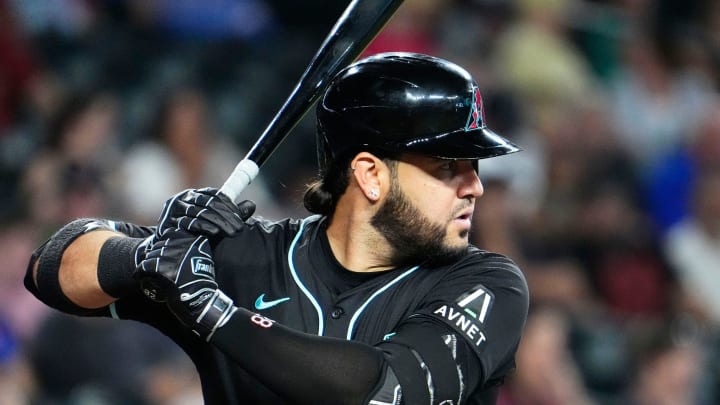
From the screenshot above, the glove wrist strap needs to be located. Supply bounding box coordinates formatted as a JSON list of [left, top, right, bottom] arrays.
[[197, 289, 237, 341]]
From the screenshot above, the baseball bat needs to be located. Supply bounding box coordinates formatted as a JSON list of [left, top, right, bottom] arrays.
[[219, 0, 405, 203]]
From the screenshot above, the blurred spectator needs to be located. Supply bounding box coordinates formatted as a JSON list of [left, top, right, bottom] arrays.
[[664, 168, 720, 326], [569, 308, 632, 402], [472, 176, 524, 261], [141, 0, 275, 41], [27, 312, 193, 404], [471, 90, 539, 259], [0, 316, 35, 405], [141, 343, 203, 405], [8, 0, 94, 38], [0, 0, 57, 217], [621, 321, 706, 405], [702, 0, 720, 87], [475, 90, 547, 221], [520, 93, 635, 252], [20, 89, 121, 227], [498, 306, 597, 405], [524, 257, 597, 315], [571, 181, 674, 319], [0, 0, 41, 135], [568, 0, 629, 85], [510, 88, 672, 319], [0, 220, 48, 341], [117, 85, 283, 223], [645, 98, 720, 233], [494, 0, 598, 126], [264, 0, 345, 39], [608, 27, 714, 174], [362, 0, 451, 57]]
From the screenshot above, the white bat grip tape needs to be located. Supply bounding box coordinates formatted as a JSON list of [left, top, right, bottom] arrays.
[[219, 159, 260, 203]]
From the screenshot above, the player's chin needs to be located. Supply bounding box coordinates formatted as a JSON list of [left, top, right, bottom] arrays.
[[445, 228, 470, 250]]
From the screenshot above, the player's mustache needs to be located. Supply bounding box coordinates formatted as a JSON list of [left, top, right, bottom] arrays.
[[450, 199, 474, 219]]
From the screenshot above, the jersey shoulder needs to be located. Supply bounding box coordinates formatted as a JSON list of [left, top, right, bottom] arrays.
[[219, 215, 321, 246], [213, 215, 324, 267], [452, 246, 527, 291]]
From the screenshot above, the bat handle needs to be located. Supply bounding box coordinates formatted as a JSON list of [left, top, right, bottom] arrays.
[[218, 159, 260, 203]]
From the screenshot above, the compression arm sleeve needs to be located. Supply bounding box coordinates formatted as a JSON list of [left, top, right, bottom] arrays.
[[212, 308, 384, 405], [211, 308, 478, 405]]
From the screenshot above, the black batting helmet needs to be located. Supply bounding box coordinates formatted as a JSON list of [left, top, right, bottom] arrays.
[[316, 52, 520, 171]]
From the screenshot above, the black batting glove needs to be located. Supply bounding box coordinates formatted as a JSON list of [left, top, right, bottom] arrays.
[[134, 188, 254, 303], [135, 229, 236, 341], [157, 187, 256, 239]]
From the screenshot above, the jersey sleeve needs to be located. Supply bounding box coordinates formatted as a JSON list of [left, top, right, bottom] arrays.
[[367, 251, 528, 403], [412, 251, 529, 385]]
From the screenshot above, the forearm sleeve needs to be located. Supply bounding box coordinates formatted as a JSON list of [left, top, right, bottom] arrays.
[[211, 308, 385, 405], [211, 308, 480, 405]]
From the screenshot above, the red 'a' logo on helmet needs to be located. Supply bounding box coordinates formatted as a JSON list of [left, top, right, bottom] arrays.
[[465, 86, 484, 131]]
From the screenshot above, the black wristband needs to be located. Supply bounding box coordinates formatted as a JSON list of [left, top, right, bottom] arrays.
[[97, 237, 144, 298]]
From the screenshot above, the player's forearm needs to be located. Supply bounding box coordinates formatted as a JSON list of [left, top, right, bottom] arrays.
[[211, 308, 384, 405], [26, 219, 147, 313], [53, 230, 118, 308]]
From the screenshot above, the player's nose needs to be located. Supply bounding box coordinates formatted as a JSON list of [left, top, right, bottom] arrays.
[[458, 162, 484, 199]]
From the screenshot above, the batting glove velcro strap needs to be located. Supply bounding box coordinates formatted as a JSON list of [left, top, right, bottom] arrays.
[[192, 289, 237, 341]]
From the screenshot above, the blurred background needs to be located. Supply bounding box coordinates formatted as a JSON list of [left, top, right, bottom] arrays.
[[1, 0, 720, 403]]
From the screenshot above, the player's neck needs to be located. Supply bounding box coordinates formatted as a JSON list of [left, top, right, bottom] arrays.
[[326, 200, 395, 273]]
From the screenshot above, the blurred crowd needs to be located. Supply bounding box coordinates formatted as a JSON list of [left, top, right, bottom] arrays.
[[1, 0, 720, 404]]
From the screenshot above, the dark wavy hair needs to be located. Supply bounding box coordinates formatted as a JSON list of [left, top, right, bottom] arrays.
[[303, 149, 398, 217]]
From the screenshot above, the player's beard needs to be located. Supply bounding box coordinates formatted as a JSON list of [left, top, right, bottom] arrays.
[[370, 178, 467, 267]]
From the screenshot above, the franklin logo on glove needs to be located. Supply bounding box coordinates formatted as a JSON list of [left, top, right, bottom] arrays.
[[192, 257, 215, 277]]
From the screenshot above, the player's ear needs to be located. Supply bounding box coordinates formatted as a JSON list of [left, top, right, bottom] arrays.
[[350, 152, 386, 202]]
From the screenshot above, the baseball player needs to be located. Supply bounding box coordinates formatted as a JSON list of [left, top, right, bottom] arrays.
[[26, 52, 529, 404]]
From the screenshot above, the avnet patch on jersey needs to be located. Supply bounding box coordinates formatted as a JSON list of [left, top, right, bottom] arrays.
[[430, 285, 494, 349]]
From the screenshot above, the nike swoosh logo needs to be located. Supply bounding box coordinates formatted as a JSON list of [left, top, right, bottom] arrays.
[[254, 294, 290, 310]]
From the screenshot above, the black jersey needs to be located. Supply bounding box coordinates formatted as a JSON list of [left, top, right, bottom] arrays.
[[108, 215, 529, 404]]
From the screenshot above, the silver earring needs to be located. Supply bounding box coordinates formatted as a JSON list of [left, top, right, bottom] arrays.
[[369, 189, 379, 199]]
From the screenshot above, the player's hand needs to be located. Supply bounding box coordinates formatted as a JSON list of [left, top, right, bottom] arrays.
[[134, 188, 254, 303], [135, 229, 236, 340], [157, 187, 256, 238]]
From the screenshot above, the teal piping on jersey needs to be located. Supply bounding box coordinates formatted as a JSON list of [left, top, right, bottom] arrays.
[[345, 265, 420, 340], [287, 215, 422, 339], [109, 302, 120, 319], [288, 215, 326, 335]]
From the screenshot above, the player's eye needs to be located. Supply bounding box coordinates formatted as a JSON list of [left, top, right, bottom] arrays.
[[431, 160, 460, 180], [440, 160, 458, 172]]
